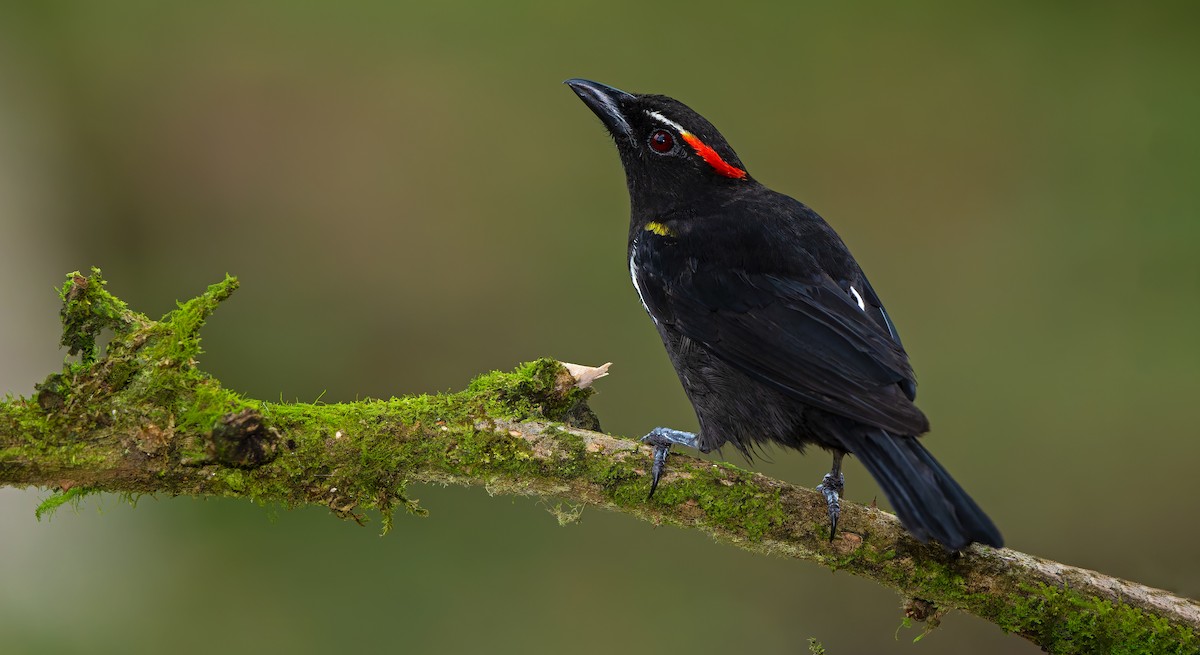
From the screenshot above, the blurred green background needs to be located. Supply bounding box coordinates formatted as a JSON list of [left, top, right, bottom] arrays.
[[2, 2, 1197, 653]]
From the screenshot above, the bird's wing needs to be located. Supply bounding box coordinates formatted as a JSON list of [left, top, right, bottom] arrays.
[[856, 276, 917, 401], [634, 237, 928, 436]]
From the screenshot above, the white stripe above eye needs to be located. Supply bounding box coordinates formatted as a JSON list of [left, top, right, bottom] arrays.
[[849, 285, 866, 311], [645, 110, 687, 133]]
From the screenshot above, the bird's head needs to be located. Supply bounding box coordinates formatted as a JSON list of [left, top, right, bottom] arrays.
[[566, 79, 752, 215]]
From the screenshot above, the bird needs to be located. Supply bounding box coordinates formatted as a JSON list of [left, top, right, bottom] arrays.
[[565, 78, 1003, 551]]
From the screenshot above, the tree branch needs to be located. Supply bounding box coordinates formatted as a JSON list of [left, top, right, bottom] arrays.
[[2, 270, 1197, 654]]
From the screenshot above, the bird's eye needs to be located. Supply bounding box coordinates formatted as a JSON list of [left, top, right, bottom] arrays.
[[648, 129, 675, 154]]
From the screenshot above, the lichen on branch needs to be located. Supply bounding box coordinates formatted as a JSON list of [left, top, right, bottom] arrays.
[[1, 270, 1197, 655]]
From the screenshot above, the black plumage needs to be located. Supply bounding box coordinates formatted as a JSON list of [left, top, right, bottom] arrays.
[[566, 79, 1002, 550]]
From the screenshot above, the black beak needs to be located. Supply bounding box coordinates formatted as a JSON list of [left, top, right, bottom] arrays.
[[565, 78, 635, 138]]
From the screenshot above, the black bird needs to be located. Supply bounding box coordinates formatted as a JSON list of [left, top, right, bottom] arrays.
[[565, 78, 1002, 550]]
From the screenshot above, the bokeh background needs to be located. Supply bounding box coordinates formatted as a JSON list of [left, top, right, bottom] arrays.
[[2, 2, 1197, 653]]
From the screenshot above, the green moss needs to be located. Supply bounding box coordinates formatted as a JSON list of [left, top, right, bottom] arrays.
[[782, 514, 1200, 654], [465, 358, 597, 425], [854, 546, 1200, 654], [674, 468, 786, 540], [593, 450, 787, 542], [548, 501, 585, 526], [987, 583, 1200, 655], [143, 275, 238, 366], [58, 268, 137, 363], [176, 382, 253, 433], [218, 359, 607, 533], [35, 486, 96, 520], [3, 270, 266, 505], [216, 469, 247, 493], [546, 427, 589, 476], [105, 359, 138, 391]]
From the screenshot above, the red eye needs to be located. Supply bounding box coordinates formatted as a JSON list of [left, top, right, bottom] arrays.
[[648, 129, 674, 153]]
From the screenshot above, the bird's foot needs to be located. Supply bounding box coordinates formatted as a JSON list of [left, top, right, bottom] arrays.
[[816, 471, 845, 539], [639, 427, 699, 498]]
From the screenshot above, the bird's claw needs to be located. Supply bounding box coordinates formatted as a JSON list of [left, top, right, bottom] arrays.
[[639, 427, 699, 498], [648, 443, 670, 497], [816, 472, 845, 539]]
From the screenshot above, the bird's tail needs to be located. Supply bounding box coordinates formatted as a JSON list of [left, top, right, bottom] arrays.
[[847, 430, 1003, 550]]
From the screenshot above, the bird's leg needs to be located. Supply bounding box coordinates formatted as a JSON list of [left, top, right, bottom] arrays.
[[816, 451, 846, 539], [639, 427, 700, 498]]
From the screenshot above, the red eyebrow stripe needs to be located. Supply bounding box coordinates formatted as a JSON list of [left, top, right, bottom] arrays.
[[680, 132, 747, 179]]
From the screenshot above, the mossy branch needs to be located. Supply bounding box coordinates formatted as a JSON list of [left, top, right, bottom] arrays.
[[2, 270, 1197, 654]]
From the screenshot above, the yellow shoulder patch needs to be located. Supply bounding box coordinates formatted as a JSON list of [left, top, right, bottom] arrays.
[[644, 221, 677, 237]]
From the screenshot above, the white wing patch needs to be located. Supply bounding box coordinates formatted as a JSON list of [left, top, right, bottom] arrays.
[[849, 285, 866, 311], [630, 247, 657, 324], [878, 305, 899, 341]]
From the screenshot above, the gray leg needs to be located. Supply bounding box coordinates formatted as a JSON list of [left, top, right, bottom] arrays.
[[816, 451, 846, 539], [640, 427, 699, 497]]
